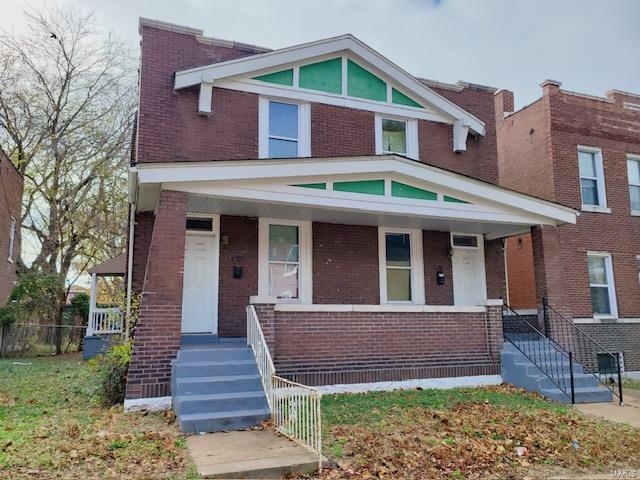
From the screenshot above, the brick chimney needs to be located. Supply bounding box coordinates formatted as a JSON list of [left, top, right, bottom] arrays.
[[540, 79, 562, 97], [494, 89, 514, 122]]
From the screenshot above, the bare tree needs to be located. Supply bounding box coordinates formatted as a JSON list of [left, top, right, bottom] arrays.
[[0, 6, 135, 352]]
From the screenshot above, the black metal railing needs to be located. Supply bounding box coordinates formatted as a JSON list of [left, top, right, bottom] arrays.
[[502, 304, 576, 403], [543, 298, 623, 404]]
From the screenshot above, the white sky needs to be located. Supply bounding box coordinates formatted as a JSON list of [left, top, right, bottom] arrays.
[[1, 0, 639, 109]]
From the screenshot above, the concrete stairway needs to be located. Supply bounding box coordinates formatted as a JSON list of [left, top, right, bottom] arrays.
[[172, 336, 270, 433], [502, 340, 613, 404]]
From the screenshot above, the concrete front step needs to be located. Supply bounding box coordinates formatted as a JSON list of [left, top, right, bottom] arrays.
[[177, 347, 255, 362], [176, 391, 268, 415], [540, 386, 614, 404], [175, 374, 263, 395], [175, 359, 258, 377], [179, 407, 270, 433]]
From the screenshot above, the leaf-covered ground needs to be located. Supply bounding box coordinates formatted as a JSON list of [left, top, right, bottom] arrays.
[[313, 385, 640, 479], [0, 354, 196, 480]]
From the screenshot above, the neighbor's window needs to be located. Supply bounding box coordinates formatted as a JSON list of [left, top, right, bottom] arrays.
[[587, 253, 617, 317], [268, 101, 299, 158], [627, 156, 640, 213], [8, 216, 15, 262], [578, 148, 607, 208], [268, 224, 300, 299], [382, 118, 407, 154], [385, 233, 413, 302]]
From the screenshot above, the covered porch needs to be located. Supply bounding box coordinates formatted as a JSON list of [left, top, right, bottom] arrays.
[[126, 155, 577, 396]]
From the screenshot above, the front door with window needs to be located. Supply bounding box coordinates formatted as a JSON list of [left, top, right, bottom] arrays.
[[451, 234, 486, 306], [181, 235, 218, 333]]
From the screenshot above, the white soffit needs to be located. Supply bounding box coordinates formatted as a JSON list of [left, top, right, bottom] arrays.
[[173, 34, 485, 137], [133, 156, 577, 226]]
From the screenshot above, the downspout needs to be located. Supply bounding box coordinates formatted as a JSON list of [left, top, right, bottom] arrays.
[[125, 169, 138, 340]]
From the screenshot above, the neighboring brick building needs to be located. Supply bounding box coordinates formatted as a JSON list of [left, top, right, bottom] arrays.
[[496, 81, 640, 373], [124, 18, 576, 409], [0, 149, 22, 305]]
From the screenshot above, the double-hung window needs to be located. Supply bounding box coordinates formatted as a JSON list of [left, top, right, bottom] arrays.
[[7, 216, 15, 262], [627, 155, 640, 214], [375, 115, 418, 159], [587, 252, 618, 318], [578, 147, 608, 211], [258, 98, 310, 159], [378, 227, 424, 304]]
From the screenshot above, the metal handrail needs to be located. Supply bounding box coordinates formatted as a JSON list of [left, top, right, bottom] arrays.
[[246, 305, 323, 472], [543, 299, 623, 404], [502, 304, 574, 402]]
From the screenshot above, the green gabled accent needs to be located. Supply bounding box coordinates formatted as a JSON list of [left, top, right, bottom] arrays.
[[444, 195, 470, 204], [334, 179, 385, 195], [299, 58, 342, 94], [291, 183, 327, 190], [391, 181, 437, 200], [392, 88, 423, 108], [347, 60, 387, 102], [252, 69, 294, 86]]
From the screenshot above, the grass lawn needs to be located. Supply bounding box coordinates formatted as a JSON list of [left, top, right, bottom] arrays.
[[623, 378, 640, 391], [0, 354, 196, 480], [317, 385, 640, 479]]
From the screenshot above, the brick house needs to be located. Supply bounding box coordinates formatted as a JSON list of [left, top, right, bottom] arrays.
[[496, 81, 640, 375], [0, 149, 22, 305], [125, 19, 581, 424]]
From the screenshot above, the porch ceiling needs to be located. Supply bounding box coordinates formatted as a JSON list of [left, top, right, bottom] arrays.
[[187, 194, 529, 239]]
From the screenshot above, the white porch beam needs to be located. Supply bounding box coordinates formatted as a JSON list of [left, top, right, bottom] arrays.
[[87, 272, 97, 337]]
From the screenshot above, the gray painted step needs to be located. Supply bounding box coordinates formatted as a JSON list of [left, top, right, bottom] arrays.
[[176, 391, 268, 415], [179, 408, 270, 433], [175, 360, 258, 377], [176, 374, 263, 395], [177, 347, 254, 362], [501, 340, 613, 404]]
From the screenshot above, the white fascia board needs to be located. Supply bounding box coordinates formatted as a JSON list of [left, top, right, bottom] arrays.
[[136, 156, 576, 225], [173, 34, 485, 135]]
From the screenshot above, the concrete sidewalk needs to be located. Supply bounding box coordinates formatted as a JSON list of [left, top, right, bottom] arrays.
[[186, 430, 320, 479], [575, 388, 640, 428]]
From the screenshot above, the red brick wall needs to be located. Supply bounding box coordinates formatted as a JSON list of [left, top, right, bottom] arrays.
[[484, 238, 506, 300], [311, 104, 375, 157], [312, 223, 379, 304], [505, 234, 537, 309], [254, 303, 503, 385], [423, 231, 453, 304], [131, 211, 155, 295], [218, 216, 258, 337], [126, 191, 188, 399], [0, 151, 22, 304], [497, 84, 640, 318]]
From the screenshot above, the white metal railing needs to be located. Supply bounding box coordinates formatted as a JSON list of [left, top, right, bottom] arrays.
[[246, 305, 322, 472], [272, 375, 322, 472], [89, 307, 123, 335]]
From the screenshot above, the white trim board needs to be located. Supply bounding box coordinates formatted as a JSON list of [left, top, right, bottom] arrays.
[[274, 304, 488, 313], [124, 396, 172, 412], [173, 34, 485, 137], [133, 156, 577, 226], [316, 375, 503, 395]]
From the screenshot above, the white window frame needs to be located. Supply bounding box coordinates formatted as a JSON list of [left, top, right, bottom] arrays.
[[375, 114, 419, 160], [587, 251, 618, 319], [258, 217, 312, 303], [578, 146, 609, 213], [378, 227, 424, 305], [258, 97, 311, 159], [7, 216, 16, 263], [627, 154, 640, 216]]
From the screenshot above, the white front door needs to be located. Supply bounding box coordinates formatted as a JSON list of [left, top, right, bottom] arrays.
[[181, 235, 218, 333], [451, 235, 487, 306]]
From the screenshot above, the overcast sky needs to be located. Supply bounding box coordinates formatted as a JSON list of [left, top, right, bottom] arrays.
[[2, 0, 639, 108]]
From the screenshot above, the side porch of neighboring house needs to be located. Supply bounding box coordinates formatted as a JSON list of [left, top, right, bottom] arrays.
[[123, 154, 578, 416]]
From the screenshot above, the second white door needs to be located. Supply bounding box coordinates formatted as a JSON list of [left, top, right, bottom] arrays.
[[181, 235, 218, 334], [451, 244, 487, 306]]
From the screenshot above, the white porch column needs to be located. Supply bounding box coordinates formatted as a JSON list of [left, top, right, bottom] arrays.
[[87, 272, 97, 337]]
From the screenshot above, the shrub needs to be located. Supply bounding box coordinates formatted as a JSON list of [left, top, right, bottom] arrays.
[[90, 341, 132, 406]]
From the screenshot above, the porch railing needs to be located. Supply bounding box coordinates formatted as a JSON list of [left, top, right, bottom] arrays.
[[246, 305, 322, 472], [88, 307, 123, 335]]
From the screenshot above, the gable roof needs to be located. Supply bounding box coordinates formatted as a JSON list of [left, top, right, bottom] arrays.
[[173, 34, 485, 137]]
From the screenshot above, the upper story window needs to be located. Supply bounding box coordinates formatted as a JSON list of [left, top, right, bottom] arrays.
[[578, 147, 608, 212], [8, 216, 16, 263], [627, 155, 640, 214], [375, 114, 418, 160], [258, 97, 310, 159]]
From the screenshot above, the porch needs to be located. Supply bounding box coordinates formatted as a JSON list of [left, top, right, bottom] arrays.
[[126, 155, 577, 401]]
